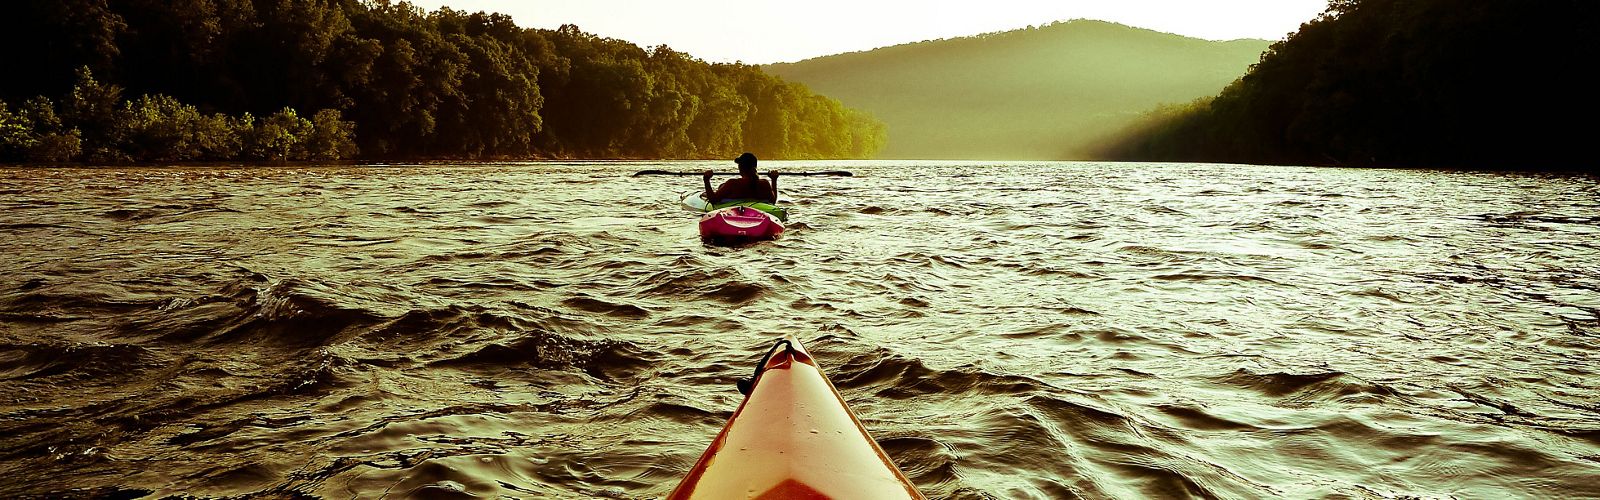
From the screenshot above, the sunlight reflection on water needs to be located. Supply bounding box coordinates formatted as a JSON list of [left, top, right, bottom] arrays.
[[0, 161, 1597, 498]]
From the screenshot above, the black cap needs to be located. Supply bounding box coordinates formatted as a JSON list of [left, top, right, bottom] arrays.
[[735, 152, 757, 168]]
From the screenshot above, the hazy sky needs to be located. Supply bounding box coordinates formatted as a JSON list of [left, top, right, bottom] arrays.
[[405, 0, 1329, 63]]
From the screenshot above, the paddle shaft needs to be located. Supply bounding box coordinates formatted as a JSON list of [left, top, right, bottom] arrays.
[[634, 170, 852, 177]]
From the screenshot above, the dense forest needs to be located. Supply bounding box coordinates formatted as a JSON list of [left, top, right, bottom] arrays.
[[1094, 0, 1597, 170], [766, 20, 1268, 160], [0, 0, 885, 163]]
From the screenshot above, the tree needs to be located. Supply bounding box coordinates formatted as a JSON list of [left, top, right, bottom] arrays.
[[3, 1, 885, 162], [242, 107, 313, 161], [1096, 0, 1598, 170], [305, 108, 358, 160]]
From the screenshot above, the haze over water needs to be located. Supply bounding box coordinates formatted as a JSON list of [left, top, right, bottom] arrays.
[[2, 162, 1597, 498]]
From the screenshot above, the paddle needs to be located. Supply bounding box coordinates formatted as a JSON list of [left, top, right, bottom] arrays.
[[633, 169, 853, 177]]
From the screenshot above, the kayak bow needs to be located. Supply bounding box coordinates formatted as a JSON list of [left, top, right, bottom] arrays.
[[699, 206, 785, 244], [669, 338, 922, 499], [683, 191, 787, 244]]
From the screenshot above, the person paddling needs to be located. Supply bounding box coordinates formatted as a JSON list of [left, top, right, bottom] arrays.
[[704, 152, 778, 204]]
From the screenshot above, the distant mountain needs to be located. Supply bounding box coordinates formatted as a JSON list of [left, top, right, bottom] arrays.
[[1093, 0, 1596, 170], [765, 20, 1270, 160]]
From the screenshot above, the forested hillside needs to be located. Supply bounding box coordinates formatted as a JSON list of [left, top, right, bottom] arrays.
[[1094, 0, 1596, 170], [766, 20, 1269, 160], [0, 0, 884, 163]]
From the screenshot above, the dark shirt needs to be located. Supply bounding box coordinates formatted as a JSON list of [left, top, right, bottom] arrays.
[[711, 176, 775, 203]]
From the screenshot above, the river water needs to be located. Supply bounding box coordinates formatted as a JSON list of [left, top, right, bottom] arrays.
[[1, 161, 1597, 499]]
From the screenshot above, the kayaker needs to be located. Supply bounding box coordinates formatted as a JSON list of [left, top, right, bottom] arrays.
[[703, 152, 778, 204]]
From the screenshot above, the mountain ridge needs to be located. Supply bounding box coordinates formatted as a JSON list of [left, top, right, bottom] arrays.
[[765, 19, 1272, 159], [773, 20, 1268, 66]]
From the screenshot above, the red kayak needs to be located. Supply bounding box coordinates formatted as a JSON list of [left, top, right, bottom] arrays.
[[698, 205, 785, 244], [669, 338, 922, 499]]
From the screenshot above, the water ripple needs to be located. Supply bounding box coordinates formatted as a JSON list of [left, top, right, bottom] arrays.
[[0, 162, 1596, 498]]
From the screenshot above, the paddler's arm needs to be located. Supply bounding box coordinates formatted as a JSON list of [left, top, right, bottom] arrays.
[[766, 170, 779, 204], [702, 170, 717, 203]]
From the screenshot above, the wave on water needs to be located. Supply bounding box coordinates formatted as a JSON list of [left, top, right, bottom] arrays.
[[1, 162, 1598, 498]]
